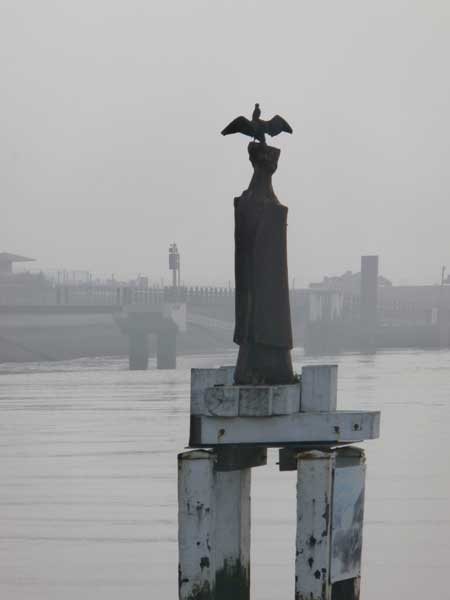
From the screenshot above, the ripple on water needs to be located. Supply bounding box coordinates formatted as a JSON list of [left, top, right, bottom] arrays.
[[0, 349, 449, 600]]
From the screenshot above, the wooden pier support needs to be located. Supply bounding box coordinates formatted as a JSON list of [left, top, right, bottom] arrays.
[[178, 450, 216, 600], [292, 446, 365, 600], [178, 449, 252, 600], [295, 450, 334, 600], [214, 468, 251, 599]]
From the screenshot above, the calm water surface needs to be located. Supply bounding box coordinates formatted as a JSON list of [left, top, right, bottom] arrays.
[[0, 349, 449, 599]]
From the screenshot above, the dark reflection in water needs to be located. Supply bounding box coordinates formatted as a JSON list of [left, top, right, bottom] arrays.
[[0, 349, 449, 599]]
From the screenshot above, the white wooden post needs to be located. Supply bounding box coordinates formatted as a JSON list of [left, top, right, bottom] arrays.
[[178, 450, 216, 600], [296, 450, 334, 600], [331, 447, 366, 600], [215, 469, 251, 598], [178, 449, 252, 600]]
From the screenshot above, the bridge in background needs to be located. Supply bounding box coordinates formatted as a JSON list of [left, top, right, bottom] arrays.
[[0, 285, 236, 369], [2, 264, 450, 361]]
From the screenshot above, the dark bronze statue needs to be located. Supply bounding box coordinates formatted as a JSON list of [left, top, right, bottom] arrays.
[[221, 103, 293, 144], [222, 105, 294, 385]]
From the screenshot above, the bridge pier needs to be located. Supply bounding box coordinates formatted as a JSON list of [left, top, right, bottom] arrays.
[[115, 303, 186, 371], [129, 329, 149, 371], [157, 327, 177, 369]]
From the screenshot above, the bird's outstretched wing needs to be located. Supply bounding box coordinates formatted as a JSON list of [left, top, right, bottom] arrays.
[[221, 116, 255, 138], [264, 115, 293, 137]]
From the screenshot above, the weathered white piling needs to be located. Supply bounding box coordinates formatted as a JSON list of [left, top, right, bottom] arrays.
[[295, 450, 334, 600], [214, 468, 251, 599], [178, 450, 216, 600], [178, 448, 252, 600], [331, 447, 366, 600], [295, 362, 339, 600], [294, 446, 367, 600]]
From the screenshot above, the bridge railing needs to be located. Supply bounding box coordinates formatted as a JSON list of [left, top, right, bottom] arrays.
[[184, 286, 234, 305], [0, 281, 236, 308], [0, 283, 57, 306], [0, 278, 443, 327], [57, 285, 168, 306]]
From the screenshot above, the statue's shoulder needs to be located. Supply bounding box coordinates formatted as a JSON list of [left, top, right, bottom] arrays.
[[234, 190, 250, 209], [262, 201, 288, 216]]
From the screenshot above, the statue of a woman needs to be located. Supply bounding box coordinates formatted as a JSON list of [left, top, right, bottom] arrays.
[[233, 142, 294, 385]]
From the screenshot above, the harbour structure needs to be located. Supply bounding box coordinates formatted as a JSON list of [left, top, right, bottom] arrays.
[[177, 113, 381, 600], [0, 252, 35, 276]]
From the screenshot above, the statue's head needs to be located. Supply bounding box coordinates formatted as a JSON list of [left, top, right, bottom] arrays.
[[248, 141, 280, 175]]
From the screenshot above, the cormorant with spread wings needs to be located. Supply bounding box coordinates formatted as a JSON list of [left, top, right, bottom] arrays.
[[221, 103, 293, 144]]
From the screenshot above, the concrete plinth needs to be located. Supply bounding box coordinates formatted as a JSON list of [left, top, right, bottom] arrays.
[[189, 365, 379, 447]]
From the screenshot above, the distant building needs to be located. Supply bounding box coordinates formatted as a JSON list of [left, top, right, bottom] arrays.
[[0, 253, 35, 276], [310, 270, 392, 294]]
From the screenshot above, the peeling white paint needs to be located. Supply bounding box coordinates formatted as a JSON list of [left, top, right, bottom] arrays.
[[296, 450, 334, 600], [178, 449, 251, 600], [178, 450, 216, 600]]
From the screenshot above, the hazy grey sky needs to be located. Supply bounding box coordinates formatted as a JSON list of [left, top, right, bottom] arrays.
[[2, 0, 450, 286]]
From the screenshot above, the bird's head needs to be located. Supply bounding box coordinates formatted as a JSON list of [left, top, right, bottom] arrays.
[[252, 103, 261, 121]]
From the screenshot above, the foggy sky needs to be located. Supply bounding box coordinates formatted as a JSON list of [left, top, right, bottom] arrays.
[[2, 0, 450, 287]]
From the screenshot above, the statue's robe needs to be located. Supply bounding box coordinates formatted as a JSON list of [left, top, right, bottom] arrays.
[[233, 192, 293, 350]]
